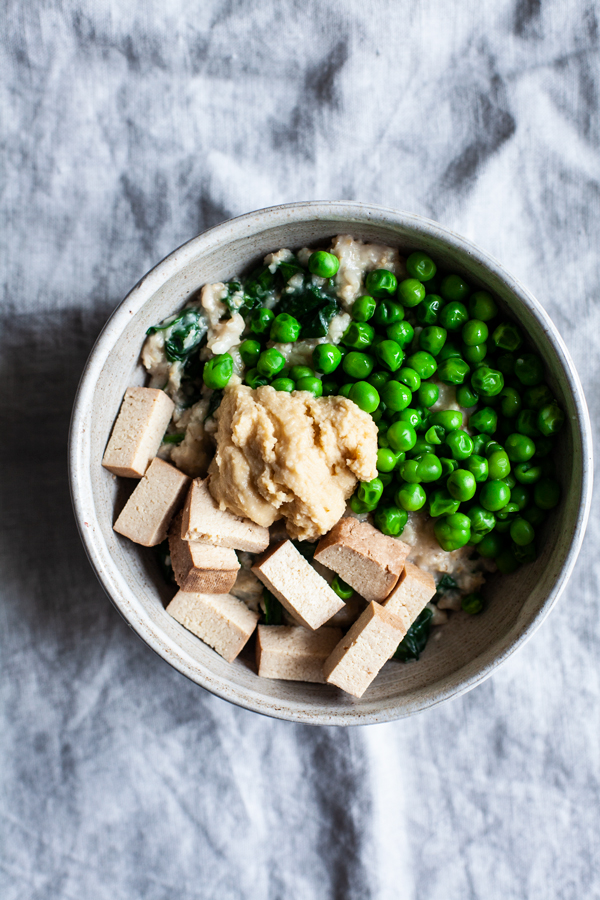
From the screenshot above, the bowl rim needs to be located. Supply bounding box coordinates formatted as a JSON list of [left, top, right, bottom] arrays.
[[69, 200, 594, 726]]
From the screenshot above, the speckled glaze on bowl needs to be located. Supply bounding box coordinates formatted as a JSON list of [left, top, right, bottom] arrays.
[[69, 202, 593, 726]]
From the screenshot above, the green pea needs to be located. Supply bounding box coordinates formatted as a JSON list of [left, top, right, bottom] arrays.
[[376, 339, 404, 372], [395, 407, 425, 429], [513, 462, 542, 484], [352, 294, 377, 322], [461, 593, 484, 614], [250, 308, 275, 335], [339, 383, 353, 398], [534, 477, 561, 509], [394, 367, 421, 392], [499, 387, 521, 419], [406, 251, 437, 281], [331, 574, 354, 599], [439, 301, 469, 332], [538, 403, 565, 436], [477, 531, 505, 558], [471, 434, 489, 456], [296, 375, 323, 397], [399, 461, 422, 487], [468, 407, 497, 435], [492, 322, 523, 352], [386, 321, 414, 349], [437, 358, 470, 385], [484, 440, 503, 457], [342, 321, 375, 350], [471, 366, 504, 397], [425, 425, 445, 445], [374, 505, 408, 536], [434, 512, 472, 550], [349, 381, 380, 413], [505, 432, 536, 463], [257, 348, 286, 378], [514, 353, 544, 386], [455, 385, 478, 408], [480, 479, 511, 511], [417, 453, 443, 482], [429, 409, 463, 431], [465, 454, 489, 482], [438, 341, 462, 361], [203, 352, 234, 389], [447, 469, 476, 501], [321, 380, 339, 396], [342, 351, 375, 380], [408, 438, 435, 458], [516, 409, 541, 439], [270, 313, 301, 343], [488, 450, 511, 480], [379, 472, 394, 488], [396, 482, 427, 511], [357, 477, 384, 510], [397, 278, 426, 308], [428, 488, 460, 517], [239, 339, 261, 367], [495, 548, 520, 574], [271, 377, 295, 392], [419, 326, 447, 357], [523, 384, 554, 410], [533, 436, 553, 458], [377, 447, 400, 473], [308, 250, 339, 278], [245, 367, 269, 389], [387, 420, 417, 452], [440, 274, 470, 303], [416, 294, 443, 325], [509, 484, 530, 510], [462, 319, 489, 346], [289, 365, 313, 381], [523, 505, 545, 527], [365, 372, 389, 394], [439, 457, 459, 477], [374, 300, 405, 326], [495, 352, 516, 375], [406, 351, 437, 379], [446, 430, 474, 460], [462, 343, 488, 364], [468, 504, 496, 535], [366, 269, 398, 298], [313, 344, 342, 375], [503, 473, 517, 490], [417, 382, 439, 408], [381, 380, 412, 412], [513, 541, 537, 564], [469, 291, 498, 321]]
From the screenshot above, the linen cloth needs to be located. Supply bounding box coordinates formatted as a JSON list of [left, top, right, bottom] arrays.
[[2, 2, 599, 898]]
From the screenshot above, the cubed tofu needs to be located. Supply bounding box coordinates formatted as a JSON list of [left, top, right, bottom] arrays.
[[168, 512, 240, 594], [113, 457, 190, 547], [323, 601, 408, 698], [256, 626, 343, 683], [181, 478, 270, 553], [252, 540, 345, 631], [102, 386, 174, 478], [166, 590, 259, 663], [383, 562, 436, 622], [314, 518, 410, 602]]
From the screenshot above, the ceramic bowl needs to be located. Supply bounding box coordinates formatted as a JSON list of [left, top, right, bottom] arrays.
[[69, 202, 593, 725]]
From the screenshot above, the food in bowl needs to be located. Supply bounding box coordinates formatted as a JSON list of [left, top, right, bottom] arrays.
[[101, 234, 565, 697]]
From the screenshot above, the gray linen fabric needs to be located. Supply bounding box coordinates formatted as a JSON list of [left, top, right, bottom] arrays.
[[2, 2, 599, 898]]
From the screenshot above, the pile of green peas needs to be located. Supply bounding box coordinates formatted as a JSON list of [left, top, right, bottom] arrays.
[[200, 246, 564, 581]]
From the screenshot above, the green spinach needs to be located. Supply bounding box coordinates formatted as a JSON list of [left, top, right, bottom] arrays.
[[147, 307, 207, 363], [263, 589, 284, 625], [393, 607, 433, 662]]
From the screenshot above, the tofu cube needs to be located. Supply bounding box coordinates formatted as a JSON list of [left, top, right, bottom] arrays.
[[314, 518, 410, 603], [166, 590, 258, 663], [252, 540, 345, 631], [256, 626, 343, 683], [102, 386, 174, 478], [383, 562, 436, 623], [323, 601, 408, 698], [181, 478, 270, 553], [168, 512, 240, 594], [113, 457, 190, 547]]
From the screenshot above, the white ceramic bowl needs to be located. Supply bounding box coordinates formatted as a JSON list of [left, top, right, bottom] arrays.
[[69, 202, 593, 725]]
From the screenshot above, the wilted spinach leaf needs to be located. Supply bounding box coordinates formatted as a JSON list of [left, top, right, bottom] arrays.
[[147, 307, 208, 363], [205, 389, 223, 421], [155, 540, 176, 586], [393, 607, 433, 662], [162, 433, 185, 444], [277, 282, 339, 339], [436, 574, 458, 592], [263, 589, 284, 625], [293, 540, 316, 561]]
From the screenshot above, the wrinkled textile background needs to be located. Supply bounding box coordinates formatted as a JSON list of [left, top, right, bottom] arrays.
[[2, 2, 599, 898]]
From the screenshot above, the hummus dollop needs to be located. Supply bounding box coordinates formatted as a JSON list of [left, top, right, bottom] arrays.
[[208, 385, 378, 541]]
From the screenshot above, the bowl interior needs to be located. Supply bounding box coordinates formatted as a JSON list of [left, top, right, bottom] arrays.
[[70, 204, 591, 724]]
